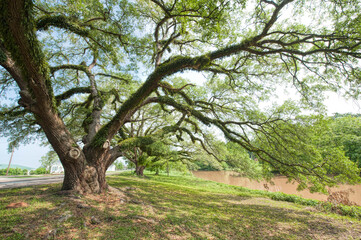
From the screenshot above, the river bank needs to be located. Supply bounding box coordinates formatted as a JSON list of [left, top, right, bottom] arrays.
[[1, 172, 361, 239], [193, 170, 361, 206]]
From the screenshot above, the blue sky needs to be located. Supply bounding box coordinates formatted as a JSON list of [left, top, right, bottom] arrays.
[[0, 138, 50, 169]]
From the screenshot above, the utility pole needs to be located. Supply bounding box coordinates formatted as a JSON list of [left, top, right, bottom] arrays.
[[6, 147, 14, 176]]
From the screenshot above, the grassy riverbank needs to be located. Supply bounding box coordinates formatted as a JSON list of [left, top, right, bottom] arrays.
[[1, 172, 361, 239]]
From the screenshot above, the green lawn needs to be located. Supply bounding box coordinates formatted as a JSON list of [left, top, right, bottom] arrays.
[[1, 172, 361, 239]]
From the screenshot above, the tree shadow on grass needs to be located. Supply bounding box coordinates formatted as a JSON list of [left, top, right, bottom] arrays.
[[127, 194, 354, 239], [96, 179, 361, 240], [0, 184, 99, 239], [1, 178, 361, 240], [105, 175, 361, 239]]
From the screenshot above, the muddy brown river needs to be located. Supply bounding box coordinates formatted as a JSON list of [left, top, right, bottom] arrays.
[[192, 171, 361, 206]]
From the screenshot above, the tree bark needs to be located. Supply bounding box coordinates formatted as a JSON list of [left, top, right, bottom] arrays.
[[135, 165, 145, 177], [59, 152, 112, 194]]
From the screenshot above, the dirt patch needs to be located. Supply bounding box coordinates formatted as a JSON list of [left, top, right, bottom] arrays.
[[6, 202, 29, 209]]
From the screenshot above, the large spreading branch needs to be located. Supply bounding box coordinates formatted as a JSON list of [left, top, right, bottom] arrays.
[[0, 0, 83, 164], [147, 95, 335, 182], [92, 0, 361, 150], [1, 0, 361, 186]]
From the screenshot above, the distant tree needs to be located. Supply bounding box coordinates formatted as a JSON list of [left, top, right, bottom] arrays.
[[118, 103, 217, 176], [330, 115, 361, 168], [225, 142, 263, 179], [254, 115, 360, 192], [40, 150, 59, 172], [121, 138, 188, 176], [125, 161, 135, 170], [113, 160, 124, 171], [22, 169, 29, 175], [191, 141, 263, 179], [333, 113, 361, 119], [0, 168, 26, 176], [117, 104, 180, 176], [30, 167, 48, 175]]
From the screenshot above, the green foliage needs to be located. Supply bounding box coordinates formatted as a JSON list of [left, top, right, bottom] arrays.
[[113, 160, 124, 170], [330, 115, 361, 168], [0, 106, 43, 150], [30, 167, 49, 175], [0, 168, 28, 176], [318, 201, 361, 219], [118, 136, 154, 150], [224, 142, 263, 179], [40, 151, 59, 171], [256, 189, 361, 220], [269, 192, 319, 206], [2, 0, 361, 193], [254, 115, 361, 192], [117, 103, 197, 175], [125, 160, 135, 169]]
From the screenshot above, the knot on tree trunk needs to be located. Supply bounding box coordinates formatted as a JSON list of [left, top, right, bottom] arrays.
[[102, 140, 110, 149], [68, 147, 81, 159]]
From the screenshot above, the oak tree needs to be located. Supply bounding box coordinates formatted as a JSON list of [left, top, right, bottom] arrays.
[[1, 0, 361, 193]]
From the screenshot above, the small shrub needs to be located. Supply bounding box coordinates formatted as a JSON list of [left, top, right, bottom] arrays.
[[269, 192, 318, 206], [30, 167, 49, 175], [0, 168, 26, 176], [316, 201, 361, 219]]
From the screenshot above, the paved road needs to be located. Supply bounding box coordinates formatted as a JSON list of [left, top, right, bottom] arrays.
[[0, 175, 64, 189], [0, 171, 130, 189]]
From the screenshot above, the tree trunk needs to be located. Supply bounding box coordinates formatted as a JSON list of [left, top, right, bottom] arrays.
[[135, 165, 145, 177], [58, 147, 111, 194], [0, 0, 119, 195], [60, 156, 110, 194]]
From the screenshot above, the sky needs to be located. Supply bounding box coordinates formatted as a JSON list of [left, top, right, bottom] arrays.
[[0, 138, 50, 169]]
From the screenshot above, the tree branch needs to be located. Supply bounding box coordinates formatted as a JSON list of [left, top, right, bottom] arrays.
[[55, 87, 92, 105]]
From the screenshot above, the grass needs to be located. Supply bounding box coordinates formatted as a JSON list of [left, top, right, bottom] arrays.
[[1, 171, 361, 239]]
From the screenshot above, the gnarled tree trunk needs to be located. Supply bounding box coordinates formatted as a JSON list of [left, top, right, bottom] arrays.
[[61, 159, 107, 194], [135, 164, 145, 177], [59, 143, 123, 194]]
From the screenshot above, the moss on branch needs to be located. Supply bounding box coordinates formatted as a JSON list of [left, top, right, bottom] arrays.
[[36, 15, 91, 37], [0, 0, 56, 109], [50, 64, 89, 74], [55, 87, 92, 105], [89, 54, 213, 148], [0, 48, 6, 62], [118, 136, 154, 149]]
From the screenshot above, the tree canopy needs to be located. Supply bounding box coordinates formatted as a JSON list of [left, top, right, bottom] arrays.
[[330, 114, 361, 168], [1, 0, 361, 193]]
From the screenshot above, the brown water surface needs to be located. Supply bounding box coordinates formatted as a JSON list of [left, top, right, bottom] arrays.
[[192, 171, 361, 206]]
